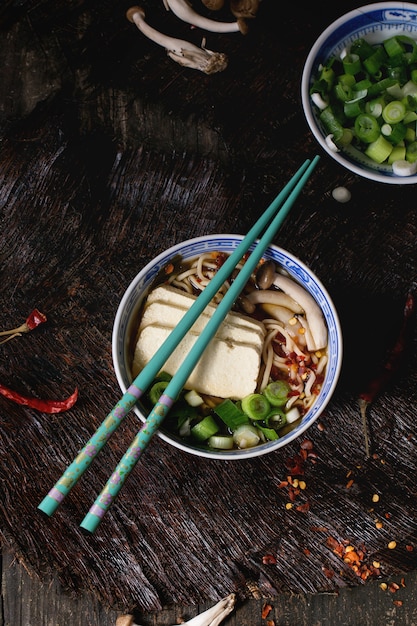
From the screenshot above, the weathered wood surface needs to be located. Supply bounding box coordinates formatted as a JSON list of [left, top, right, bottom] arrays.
[[1, 0, 417, 622], [2, 545, 417, 625]]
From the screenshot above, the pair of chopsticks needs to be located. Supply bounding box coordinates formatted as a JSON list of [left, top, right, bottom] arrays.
[[38, 155, 319, 533]]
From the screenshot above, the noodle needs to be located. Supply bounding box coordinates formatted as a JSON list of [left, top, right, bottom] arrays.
[[155, 250, 328, 424]]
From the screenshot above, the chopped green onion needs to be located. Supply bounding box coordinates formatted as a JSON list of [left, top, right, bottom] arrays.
[[148, 380, 170, 405], [365, 134, 393, 163], [406, 141, 417, 163], [286, 407, 301, 424], [191, 415, 219, 442], [342, 53, 361, 75], [266, 408, 287, 429], [208, 435, 234, 450], [184, 389, 204, 407], [263, 380, 291, 407], [233, 424, 260, 449], [241, 393, 271, 420], [214, 399, 249, 430], [354, 113, 380, 143], [256, 425, 279, 441], [382, 100, 406, 124]]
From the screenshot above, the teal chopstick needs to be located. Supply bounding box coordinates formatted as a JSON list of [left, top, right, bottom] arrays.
[[37, 158, 313, 520], [80, 155, 320, 533]]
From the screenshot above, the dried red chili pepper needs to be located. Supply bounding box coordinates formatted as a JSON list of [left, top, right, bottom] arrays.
[[359, 292, 415, 458], [0, 383, 78, 413], [0, 309, 47, 344]]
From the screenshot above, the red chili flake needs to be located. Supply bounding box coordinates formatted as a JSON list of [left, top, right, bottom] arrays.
[[0, 383, 78, 413], [393, 600, 403, 607], [261, 603, 273, 619], [406, 545, 414, 552], [322, 566, 335, 579], [164, 263, 175, 275], [266, 621, 275, 626], [296, 502, 310, 513], [0, 309, 47, 344], [262, 554, 277, 565]]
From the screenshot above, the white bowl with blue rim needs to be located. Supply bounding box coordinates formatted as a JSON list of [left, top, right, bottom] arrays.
[[301, 2, 417, 184], [112, 235, 343, 460]]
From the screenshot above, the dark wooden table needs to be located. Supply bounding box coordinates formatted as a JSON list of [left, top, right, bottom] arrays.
[[1, 1, 417, 624]]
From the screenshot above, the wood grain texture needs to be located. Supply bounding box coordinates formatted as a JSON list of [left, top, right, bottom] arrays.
[[0, 0, 417, 619]]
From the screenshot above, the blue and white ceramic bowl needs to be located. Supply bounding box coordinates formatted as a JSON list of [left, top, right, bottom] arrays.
[[301, 2, 417, 184], [112, 235, 343, 459]]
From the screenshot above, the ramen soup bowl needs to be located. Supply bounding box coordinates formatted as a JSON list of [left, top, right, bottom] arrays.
[[112, 235, 343, 460], [301, 2, 417, 184]]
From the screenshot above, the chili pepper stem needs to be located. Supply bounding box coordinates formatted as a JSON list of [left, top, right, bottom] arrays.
[[358, 398, 371, 459]]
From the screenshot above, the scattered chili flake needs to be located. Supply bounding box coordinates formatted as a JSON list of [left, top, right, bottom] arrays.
[[388, 582, 400, 593], [0, 383, 78, 413], [262, 554, 277, 565], [405, 545, 414, 552], [393, 600, 403, 607], [266, 620, 275, 626], [296, 502, 310, 513], [164, 263, 175, 275], [261, 603, 273, 619], [0, 309, 47, 344], [346, 478, 354, 489]]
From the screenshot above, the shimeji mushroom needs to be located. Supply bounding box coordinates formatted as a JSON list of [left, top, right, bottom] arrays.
[[230, 0, 260, 19], [126, 6, 228, 74], [201, 0, 225, 9], [163, 0, 247, 33], [115, 593, 236, 626], [253, 261, 328, 352]]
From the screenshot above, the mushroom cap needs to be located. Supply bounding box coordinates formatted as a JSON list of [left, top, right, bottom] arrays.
[[256, 260, 276, 290], [201, 0, 225, 9], [115, 615, 135, 626], [126, 6, 143, 23]]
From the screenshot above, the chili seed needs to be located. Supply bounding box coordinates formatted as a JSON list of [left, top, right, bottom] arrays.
[[388, 541, 397, 550], [372, 494, 380, 503]]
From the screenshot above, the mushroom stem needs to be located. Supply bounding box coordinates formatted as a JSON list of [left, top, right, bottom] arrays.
[[115, 593, 236, 626], [184, 593, 237, 626], [163, 0, 241, 33], [271, 274, 328, 351], [126, 6, 228, 74]]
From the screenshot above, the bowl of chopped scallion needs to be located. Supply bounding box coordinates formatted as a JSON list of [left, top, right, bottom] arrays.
[[302, 2, 417, 183]]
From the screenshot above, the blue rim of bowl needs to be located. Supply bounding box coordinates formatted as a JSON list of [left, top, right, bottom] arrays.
[[112, 235, 343, 460], [301, 2, 417, 184]]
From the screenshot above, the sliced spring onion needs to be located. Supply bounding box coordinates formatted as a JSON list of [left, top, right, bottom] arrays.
[[184, 389, 204, 407], [256, 425, 279, 441], [365, 134, 393, 163], [148, 380, 169, 405], [263, 380, 291, 407], [233, 424, 260, 449], [208, 435, 234, 450], [392, 159, 417, 175], [191, 415, 219, 442], [266, 408, 287, 429], [241, 393, 271, 420], [354, 113, 380, 143], [214, 398, 249, 430], [382, 100, 406, 124], [286, 406, 301, 424]]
